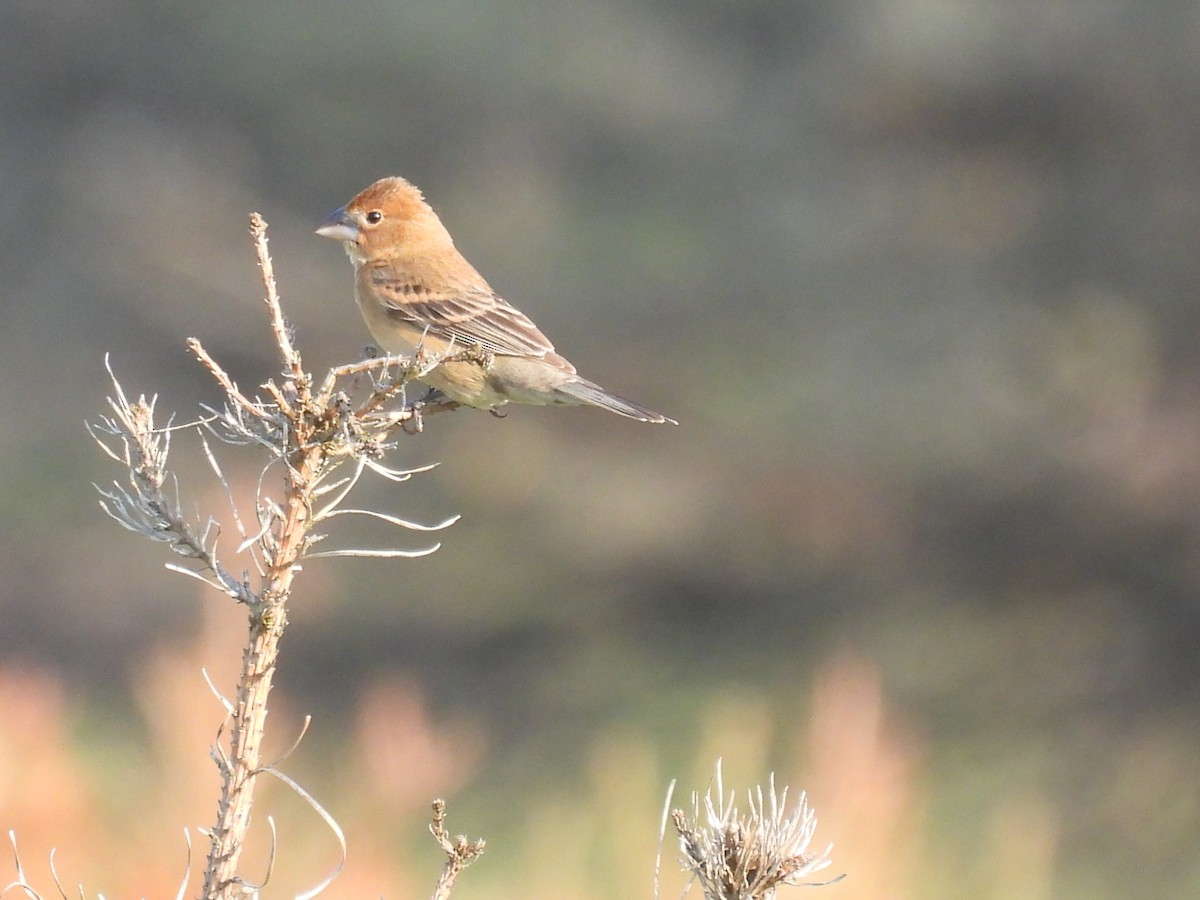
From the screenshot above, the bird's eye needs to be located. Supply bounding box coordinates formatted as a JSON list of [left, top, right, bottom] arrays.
[[365, 210, 383, 225]]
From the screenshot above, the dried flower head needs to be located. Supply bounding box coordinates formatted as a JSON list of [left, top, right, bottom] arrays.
[[671, 763, 838, 899]]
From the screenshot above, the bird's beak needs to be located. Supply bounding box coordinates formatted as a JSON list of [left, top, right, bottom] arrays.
[[315, 206, 360, 242]]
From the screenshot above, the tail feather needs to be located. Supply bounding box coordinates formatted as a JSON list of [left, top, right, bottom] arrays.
[[557, 377, 677, 424]]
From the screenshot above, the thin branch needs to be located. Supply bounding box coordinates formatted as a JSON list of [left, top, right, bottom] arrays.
[[306, 543, 444, 559], [362, 457, 441, 482], [310, 456, 369, 520], [44, 849, 70, 900], [187, 338, 273, 421], [656, 778, 677, 900], [265, 715, 313, 770], [258, 768, 346, 900], [315, 508, 460, 531], [228, 816, 277, 895], [249, 212, 304, 387], [162, 563, 242, 597], [200, 433, 249, 541], [2, 833, 45, 900], [429, 800, 485, 900], [174, 831, 193, 900], [200, 668, 234, 716]]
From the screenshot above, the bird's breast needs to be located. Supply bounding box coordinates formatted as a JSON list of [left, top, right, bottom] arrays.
[[353, 283, 431, 355]]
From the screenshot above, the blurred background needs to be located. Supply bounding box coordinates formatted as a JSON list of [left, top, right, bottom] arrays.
[[3, 0, 1200, 896]]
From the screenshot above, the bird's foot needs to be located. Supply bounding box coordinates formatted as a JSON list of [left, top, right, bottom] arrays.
[[400, 389, 460, 434]]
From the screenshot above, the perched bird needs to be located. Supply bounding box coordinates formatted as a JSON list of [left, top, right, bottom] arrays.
[[316, 176, 676, 424]]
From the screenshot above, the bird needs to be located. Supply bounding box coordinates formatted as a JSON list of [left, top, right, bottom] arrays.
[[316, 176, 676, 424]]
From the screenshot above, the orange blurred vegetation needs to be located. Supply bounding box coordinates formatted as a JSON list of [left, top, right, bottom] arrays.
[[0, 609, 974, 899]]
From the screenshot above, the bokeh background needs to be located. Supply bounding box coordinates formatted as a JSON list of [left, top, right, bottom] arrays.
[[4, 1, 1200, 897]]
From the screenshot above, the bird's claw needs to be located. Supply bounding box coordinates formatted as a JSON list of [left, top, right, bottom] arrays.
[[402, 402, 424, 435]]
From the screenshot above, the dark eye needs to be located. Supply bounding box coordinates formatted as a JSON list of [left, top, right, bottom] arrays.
[[365, 210, 383, 225]]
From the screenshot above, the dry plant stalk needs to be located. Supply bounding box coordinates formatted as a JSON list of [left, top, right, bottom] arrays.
[[429, 799, 486, 900], [85, 213, 482, 898]]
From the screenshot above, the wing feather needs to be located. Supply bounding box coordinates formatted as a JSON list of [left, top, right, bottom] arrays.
[[368, 267, 556, 359]]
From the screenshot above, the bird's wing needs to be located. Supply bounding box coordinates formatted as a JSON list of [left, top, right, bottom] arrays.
[[368, 267, 557, 359]]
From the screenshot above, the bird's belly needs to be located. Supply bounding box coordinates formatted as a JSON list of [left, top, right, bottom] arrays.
[[423, 358, 568, 410]]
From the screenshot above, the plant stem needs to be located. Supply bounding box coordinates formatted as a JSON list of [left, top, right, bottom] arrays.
[[200, 435, 322, 897]]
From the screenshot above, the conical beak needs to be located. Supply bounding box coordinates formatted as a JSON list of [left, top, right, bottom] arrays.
[[315, 206, 360, 242]]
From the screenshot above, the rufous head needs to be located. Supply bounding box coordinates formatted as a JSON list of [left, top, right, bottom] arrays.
[[316, 176, 453, 263]]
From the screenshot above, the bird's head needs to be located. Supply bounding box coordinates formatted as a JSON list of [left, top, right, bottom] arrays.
[[316, 176, 452, 264]]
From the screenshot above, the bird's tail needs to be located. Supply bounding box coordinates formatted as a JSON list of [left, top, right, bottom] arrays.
[[557, 377, 677, 424]]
